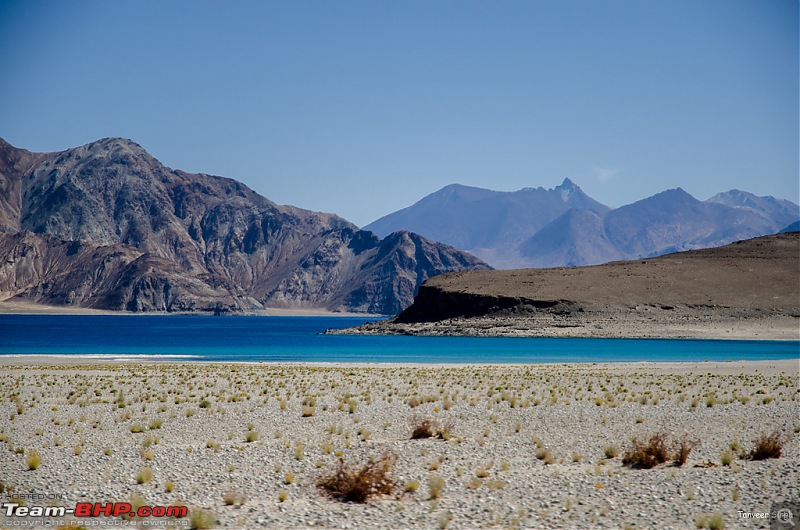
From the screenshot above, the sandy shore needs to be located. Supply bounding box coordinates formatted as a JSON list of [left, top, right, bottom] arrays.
[[1, 359, 797, 529]]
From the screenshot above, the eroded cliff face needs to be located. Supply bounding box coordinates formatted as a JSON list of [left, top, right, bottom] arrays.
[[0, 231, 253, 312], [0, 138, 490, 313], [393, 285, 578, 323]]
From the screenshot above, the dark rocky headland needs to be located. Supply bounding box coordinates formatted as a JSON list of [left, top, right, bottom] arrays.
[[333, 232, 800, 339]]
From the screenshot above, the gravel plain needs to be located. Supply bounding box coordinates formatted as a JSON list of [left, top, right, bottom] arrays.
[[1, 359, 798, 530]]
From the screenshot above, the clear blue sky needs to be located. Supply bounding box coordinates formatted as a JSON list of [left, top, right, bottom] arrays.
[[1, 0, 797, 227]]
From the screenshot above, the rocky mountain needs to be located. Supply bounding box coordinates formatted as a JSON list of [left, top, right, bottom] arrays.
[[366, 181, 799, 269], [364, 179, 610, 268], [0, 137, 489, 314], [707, 189, 799, 229]]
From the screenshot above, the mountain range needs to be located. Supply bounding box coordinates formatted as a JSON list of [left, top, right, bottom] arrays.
[[0, 138, 489, 314], [365, 179, 799, 268]]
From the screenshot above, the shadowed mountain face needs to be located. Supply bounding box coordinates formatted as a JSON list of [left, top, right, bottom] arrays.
[[0, 138, 489, 314], [366, 180, 799, 269]]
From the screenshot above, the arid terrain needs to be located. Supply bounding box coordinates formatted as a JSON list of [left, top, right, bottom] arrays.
[[339, 233, 800, 340], [1, 359, 797, 529]]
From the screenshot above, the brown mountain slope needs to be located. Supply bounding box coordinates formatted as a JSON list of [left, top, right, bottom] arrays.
[[0, 137, 489, 313], [341, 233, 800, 339]]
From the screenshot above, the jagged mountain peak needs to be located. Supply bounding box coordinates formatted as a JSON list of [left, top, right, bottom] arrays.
[[556, 177, 578, 190]]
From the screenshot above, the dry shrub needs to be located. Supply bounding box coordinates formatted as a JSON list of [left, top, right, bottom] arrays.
[[410, 416, 452, 440], [622, 432, 670, 469], [623, 432, 700, 468], [317, 453, 399, 503], [410, 417, 437, 439], [746, 431, 783, 460], [674, 435, 699, 466]]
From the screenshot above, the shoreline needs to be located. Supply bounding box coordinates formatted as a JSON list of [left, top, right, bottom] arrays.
[[1, 356, 797, 372], [0, 300, 378, 317], [331, 311, 800, 341]]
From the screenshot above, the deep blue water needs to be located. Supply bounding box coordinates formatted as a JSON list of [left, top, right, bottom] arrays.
[[0, 315, 797, 363]]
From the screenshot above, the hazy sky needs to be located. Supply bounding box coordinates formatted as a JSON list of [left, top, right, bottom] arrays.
[[1, 0, 797, 227]]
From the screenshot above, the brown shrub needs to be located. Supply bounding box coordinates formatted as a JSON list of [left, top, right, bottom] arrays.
[[316, 453, 399, 503], [409, 416, 453, 440], [410, 417, 437, 439], [746, 431, 783, 460], [674, 435, 698, 466], [622, 432, 670, 469]]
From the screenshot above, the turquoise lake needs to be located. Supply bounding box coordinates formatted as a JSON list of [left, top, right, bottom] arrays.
[[0, 315, 797, 363]]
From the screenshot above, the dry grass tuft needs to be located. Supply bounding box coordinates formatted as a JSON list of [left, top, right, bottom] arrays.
[[222, 490, 246, 506], [316, 453, 399, 503], [26, 449, 42, 470], [188, 507, 216, 529]]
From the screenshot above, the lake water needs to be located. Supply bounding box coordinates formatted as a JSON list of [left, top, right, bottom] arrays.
[[0, 315, 797, 364]]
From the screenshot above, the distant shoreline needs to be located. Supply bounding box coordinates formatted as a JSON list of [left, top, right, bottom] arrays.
[[0, 356, 797, 371], [0, 300, 377, 318]]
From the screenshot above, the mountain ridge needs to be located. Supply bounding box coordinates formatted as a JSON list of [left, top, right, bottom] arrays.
[[0, 137, 490, 314], [366, 180, 799, 269]]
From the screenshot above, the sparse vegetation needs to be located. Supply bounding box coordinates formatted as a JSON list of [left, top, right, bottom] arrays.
[[535, 447, 556, 464], [720, 450, 734, 466], [188, 508, 216, 529], [2, 357, 793, 529], [25, 449, 41, 470], [222, 490, 245, 506], [695, 512, 725, 529], [136, 467, 154, 484], [428, 474, 446, 500], [404, 479, 420, 493]]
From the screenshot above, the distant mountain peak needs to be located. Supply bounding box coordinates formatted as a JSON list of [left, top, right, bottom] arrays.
[[649, 187, 696, 202], [555, 177, 581, 201], [557, 177, 578, 189]]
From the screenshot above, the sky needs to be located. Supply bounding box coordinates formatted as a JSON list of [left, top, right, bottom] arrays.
[[0, 0, 797, 227]]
